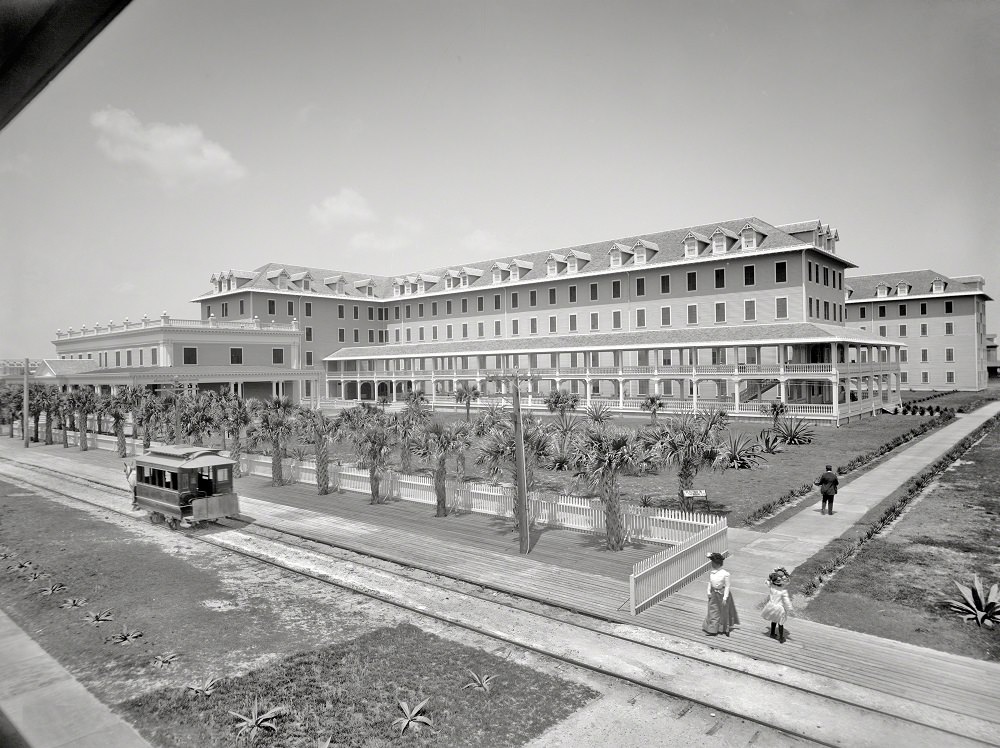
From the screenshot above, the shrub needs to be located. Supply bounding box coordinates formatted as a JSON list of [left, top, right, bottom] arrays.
[[945, 575, 999, 629], [773, 417, 815, 445]]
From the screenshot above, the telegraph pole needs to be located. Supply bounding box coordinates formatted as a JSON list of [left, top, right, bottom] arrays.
[[488, 369, 531, 554], [22, 358, 29, 448]]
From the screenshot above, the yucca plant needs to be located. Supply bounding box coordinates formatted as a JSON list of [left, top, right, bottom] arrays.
[[83, 608, 115, 626], [392, 698, 433, 736], [39, 583, 66, 596], [186, 676, 221, 697], [153, 653, 179, 668], [229, 698, 286, 744], [463, 670, 496, 693], [773, 417, 815, 445], [584, 401, 613, 425], [945, 575, 999, 629], [59, 597, 87, 609], [106, 625, 143, 645]]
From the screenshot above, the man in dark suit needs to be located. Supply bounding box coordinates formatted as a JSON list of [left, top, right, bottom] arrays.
[[815, 464, 839, 515]]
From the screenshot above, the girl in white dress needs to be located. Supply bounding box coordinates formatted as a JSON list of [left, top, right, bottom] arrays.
[[761, 570, 795, 643], [702, 552, 739, 636]]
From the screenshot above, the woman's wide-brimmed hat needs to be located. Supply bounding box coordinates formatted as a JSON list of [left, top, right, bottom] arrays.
[[768, 571, 786, 586], [706, 552, 725, 564]]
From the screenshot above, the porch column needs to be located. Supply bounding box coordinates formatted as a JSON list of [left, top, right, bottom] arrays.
[[778, 379, 787, 404], [733, 378, 741, 414], [618, 379, 624, 410], [691, 380, 699, 410]]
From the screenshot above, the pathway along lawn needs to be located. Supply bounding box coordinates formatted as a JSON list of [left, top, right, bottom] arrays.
[[0, 480, 595, 747], [800, 422, 1000, 663]]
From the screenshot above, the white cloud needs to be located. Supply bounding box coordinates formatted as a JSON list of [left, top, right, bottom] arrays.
[[309, 188, 376, 227], [90, 107, 246, 187], [349, 216, 423, 253], [461, 229, 506, 258]]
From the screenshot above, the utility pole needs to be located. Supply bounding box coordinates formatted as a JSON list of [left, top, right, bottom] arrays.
[[488, 369, 531, 554], [22, 358, 29, 448]]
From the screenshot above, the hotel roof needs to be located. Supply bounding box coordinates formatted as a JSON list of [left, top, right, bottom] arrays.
[[845, 269, 991, 300]]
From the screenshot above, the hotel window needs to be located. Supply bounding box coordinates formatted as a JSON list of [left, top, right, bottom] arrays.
[[569, 286, 577, 303], [945, 348, 954, 362], [369, 330, 375, 343], [775, 261, 786, 283], [744, 265, 755, 286], [305, 351, 314, 366], [126, 350, 132, 366], [920, 349, 929, 362], [879, 325, 887, 337], [151, 348, 158, 365], [339, 329, 345, 342], [446, 300, 453, 314], [221, 302, 228, 317], [946, 371, 955, 384], [612, 310, 622, 329], [838, 272, 842, 290], [462, 323, 468, 338], [609, 248, 621, 268], [272, 349, 284, 365], [920, 302, 927, 315], [636, 277, 645, 297], [900, 349, 908, 362], [687, 271, 697, 291], [461, 299, 468, 313], [287, 301, 294, 316], [431, 325, 438, 340], [353, 330, 359, 342], [808, 297, 813, 317], [494, 320, 501, 336], [339, 305, 345, 319], [549, 316, 557, 333], [494, 294, 501, 311], [687, 304, 698, 324], [712, 233, 725, 254], [404, 305, 411, 319], [900, 372, 908, 383], [878, 305, 886, 318], [206, 305, 212, 319], [139, 350, 143, 366], [898, 304, 907, 317], [945, 322, 954, 335], [775, 297, 788, 319], [373, 307, 379, 320], [945, 301, 954, 314], [393, 305, 400, 319], [478, 322, 485, 337], [394, 329, 400, 342], [549, 288, 556, 304], [612, 280, 621, 299], [742, 228, 756, 249], [268, 299, 276, 315], [353, 306, 359, 320], [182, 347, 197, 365], [569, 314, 577, 332], [823, 300, 830, 320], [418, 328, 425, 341], [406, 328, 412, 342], [636, 309, 646, 328], [530, 318, 537, 334], [511, 320, 518, 336], [921, 371, 929, 384], [920, 323, 928, 336], [899, 324, 907, 337], [477, 296, 484, 312], [661, 307, 671, 326], [590, 312, 599, 330], [715, 302, 726, 323], [590, 282, 598, 301], [530, 290, 537, 307], [823, 267, 829, 286], [511, 292, 519, 309], [660, 274, 670, 293], [808, 261, 813, 282], [744, 299, 756, 321], [446, 324, 453, 339], [859, 307, 867, 319], [304, 302, 311, 317], [239, 300, 245, 315], [715, 268, 725, 289]]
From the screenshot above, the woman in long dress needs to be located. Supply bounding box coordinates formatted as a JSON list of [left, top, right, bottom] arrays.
[[761, 570, 795, 643], [702, 552, 739, 636]]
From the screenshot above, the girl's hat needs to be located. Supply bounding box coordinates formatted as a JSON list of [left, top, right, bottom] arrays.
[[768, 571, 786, 586]]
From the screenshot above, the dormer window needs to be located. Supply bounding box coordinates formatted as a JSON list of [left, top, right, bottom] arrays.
[[460, 273, 469, 288], [567, 257, 577, 273], [226, 278, 232, 291], [392, 284, 401, 297], [875, 284, 888, 297], [445, 277, 453, 290], [217, 280, 223, 292], [492, 268, 502, 284], [635, 248, 647, 265], [609, 248, 622, 268], [684, 236, 699, 258], [547, 258, 558, 276], [742, 227, 756, 249], [416, 280, 425, 294], [302, 279, 311, 292], [896, 282, 908, 296], [278, 276, 288, 290], [510, 266, 520, 281], [366, 285, 373, 297], [712, 234, 726, 255], [932, 279, 945, 294]]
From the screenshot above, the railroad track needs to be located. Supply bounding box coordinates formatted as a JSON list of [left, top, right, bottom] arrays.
[[0, 453, 993, 748]]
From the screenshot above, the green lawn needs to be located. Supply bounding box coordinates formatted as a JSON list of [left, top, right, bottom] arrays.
[[799, 421, 1000, 662], [124, 623, 597, 747], [900, 388, 1000, 411]]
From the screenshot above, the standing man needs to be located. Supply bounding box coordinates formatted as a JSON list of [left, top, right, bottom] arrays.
[[124, 462, 138, 511], [815, 464, 839, 515]]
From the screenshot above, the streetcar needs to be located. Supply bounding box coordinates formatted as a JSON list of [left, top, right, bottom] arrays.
[[134, 445, 240, 530]]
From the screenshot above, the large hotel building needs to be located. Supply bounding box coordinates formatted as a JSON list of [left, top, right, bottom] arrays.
[[16, 215, 988, 424]]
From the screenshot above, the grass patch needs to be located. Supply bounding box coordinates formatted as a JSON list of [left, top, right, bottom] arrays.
[[794, 416, 1000, 661], [123, 622, 597, 747]]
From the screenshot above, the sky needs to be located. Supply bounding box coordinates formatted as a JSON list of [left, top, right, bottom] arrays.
[[1, 0, 998, 359]]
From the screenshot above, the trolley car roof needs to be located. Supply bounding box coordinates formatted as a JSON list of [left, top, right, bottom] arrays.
[[137, 446, 235, 470]]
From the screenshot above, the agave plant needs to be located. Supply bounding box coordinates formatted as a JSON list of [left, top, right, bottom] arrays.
[[229, 698, 286, 744], [773, 417, 815, 445], [945, 575, 999, 629], [39, 582, 67, 596], [713, 433, 767, 470], [186, 676, 222, 697], [83, 608, 115, 626], [59, 597, 88, 609], [756, 429, 785, 455], [106, 625, 143, 645], [24, 571, 49, 582], [7, 560, 33, 573], [392, 698, 433, 736], [153, 653, 179, 668], [584, 401, 613, 426], [463, 670, 496, 693]]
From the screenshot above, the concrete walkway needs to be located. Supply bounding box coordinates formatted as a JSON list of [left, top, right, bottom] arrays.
[[677, 402, 1000, 604], [0, 609, 149, 748]]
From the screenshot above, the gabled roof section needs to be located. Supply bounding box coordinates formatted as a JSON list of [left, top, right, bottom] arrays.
[[40, 359, 101, 376], [711, 226, 740, 240]]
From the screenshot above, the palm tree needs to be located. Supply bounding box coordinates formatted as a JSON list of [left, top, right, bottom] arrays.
[[543, 389, 579, 416], [247, 396, 298, 486], [97, 392, 130, 457], [573, 426, 649, 551], [476, 415, 552, 492], [410, 422, 470, 517], [136, 392, 163, 451], [584, 401, 613, 426], [762, 401, 787, 429], [68, 388, 98, 451], [392, 403, 430, 474], [221, 392, 252, 477], [39, 385, 60, 446], [300, 407, 336, 495], [56, 390, 73, 448], [28, 383, 46, 442], [641, 411, 727, 511], [641, 394, 664, 424], [471, 401, 507, 437], [454, 383, 481, 421], [350, 414, 397, 504], [183, 391, 219, 446], [2, 384, 23, 438], [548, 412, 582, 441]]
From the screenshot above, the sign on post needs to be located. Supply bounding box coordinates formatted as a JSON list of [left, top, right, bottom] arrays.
[[681, 489, 707, 500]]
